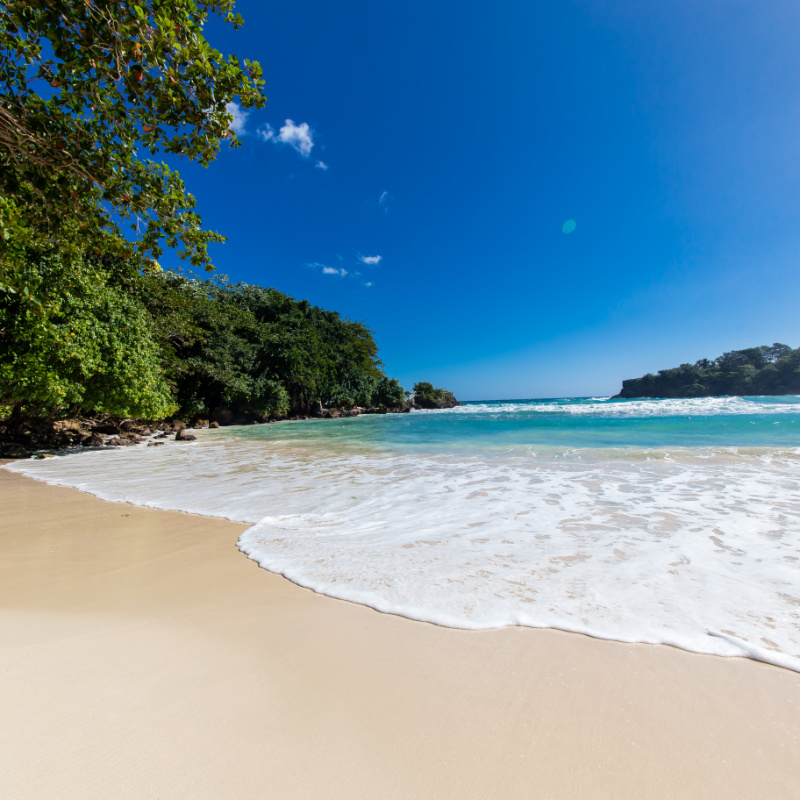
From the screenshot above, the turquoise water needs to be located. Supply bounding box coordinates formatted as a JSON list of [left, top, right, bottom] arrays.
[[226, 395, 800, 453], [8, 394, 800, 671]]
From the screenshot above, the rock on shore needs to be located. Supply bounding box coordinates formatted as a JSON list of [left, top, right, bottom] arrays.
[[0, 391, 460, 458]]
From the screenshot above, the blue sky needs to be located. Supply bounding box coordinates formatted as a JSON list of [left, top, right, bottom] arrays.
[[170, 0, 800, 399]]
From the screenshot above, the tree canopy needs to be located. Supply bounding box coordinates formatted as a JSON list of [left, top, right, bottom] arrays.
[[0, 0, 265, 291], [0, 250, 177, 419], [616, 344, 800, 398], [0, 249, 404, 423], [0, 3, 413, 432], [160, 277, 387, 419], [412, 381, 459, 408]]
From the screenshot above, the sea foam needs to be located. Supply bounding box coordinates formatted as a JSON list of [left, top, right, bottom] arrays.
[[6, 396, 800, 672], [425, 394, 800, 417]]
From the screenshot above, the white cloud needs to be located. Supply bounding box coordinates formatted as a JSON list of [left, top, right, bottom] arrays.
[[278, 119, 314, 157], [253, 119, 319, 162], [257, 124, 275, 142], [379, 191, 388, 205], [360, 255, 382, 265], [225, 101, 249, 136], [311, 259, 372, 282]]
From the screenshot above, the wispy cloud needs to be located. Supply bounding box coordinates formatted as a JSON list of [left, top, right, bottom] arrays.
[[360, 255, 382, 265], [315, 160, 329, 170], [310, 259, 377, 287], [277, 119, 314, 157], [313, 264, 347, 277], [256, 123, 275, 142], [225, 101, 249, 136], [379, 191, 388, 205]]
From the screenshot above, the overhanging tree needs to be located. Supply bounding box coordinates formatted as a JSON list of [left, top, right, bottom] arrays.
[[0, 0, 266, 285]]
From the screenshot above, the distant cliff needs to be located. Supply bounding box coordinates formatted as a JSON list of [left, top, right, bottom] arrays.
[[615, 343, 800, 398]]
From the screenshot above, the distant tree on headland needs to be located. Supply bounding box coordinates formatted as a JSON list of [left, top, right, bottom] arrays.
[[412, 382, 460, 409], [616, 344, 800, 398]]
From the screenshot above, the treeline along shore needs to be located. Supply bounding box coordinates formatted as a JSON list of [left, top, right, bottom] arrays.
[[615, 343, 800, 399], [0, 4, 457, 459], [0, 251, 459, 457]]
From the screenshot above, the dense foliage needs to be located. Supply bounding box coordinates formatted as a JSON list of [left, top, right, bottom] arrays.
[[0, 5, 413, 434], [373, 377, 405, 407], [0, 250, 176, 420], [0, 0, 265, 288], [156, 276, 387, 419], [616, 344, 800, 398], [0, 249, 403, 423], [412, 381, 459, 408]]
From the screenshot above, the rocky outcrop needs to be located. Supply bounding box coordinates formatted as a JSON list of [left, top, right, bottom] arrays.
[[364, 402, 412, 414], [414, 397, 459, 409], [314, 402, 413, 419], [613, 344, 800, 398], [413, 392, 461, 410], [211, 407, 236, 426], [0, 443, 28, 459], [0, 413, 171, 457], [0, 392, 448, 459]]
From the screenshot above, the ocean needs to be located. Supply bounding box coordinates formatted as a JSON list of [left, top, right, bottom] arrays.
[[7, 395, 800, 671]]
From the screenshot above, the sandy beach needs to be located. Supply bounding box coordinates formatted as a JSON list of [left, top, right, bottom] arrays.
[[1, 466, 799, 799]]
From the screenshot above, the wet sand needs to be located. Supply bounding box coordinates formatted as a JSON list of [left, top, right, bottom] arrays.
[[1, 466, 799, 799]]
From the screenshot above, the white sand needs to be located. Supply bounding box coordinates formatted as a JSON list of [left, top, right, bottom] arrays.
[[1, 467, 799, 799]]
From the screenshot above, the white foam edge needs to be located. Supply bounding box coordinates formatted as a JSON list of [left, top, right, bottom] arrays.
[[6, 457, 800, 676], [236, 532, 800, 675]]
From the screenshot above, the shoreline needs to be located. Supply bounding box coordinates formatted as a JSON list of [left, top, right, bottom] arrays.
[[0, 400, 419, 459], [8, 436, 800, 674], [2, 467, 800, 798]]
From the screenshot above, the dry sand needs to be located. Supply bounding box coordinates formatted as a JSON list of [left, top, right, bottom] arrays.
[[1, 466, 799, 799]]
